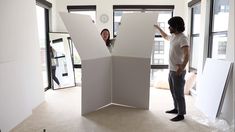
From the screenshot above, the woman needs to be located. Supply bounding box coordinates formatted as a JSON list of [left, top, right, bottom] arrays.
[[100, 28, 114, 53]]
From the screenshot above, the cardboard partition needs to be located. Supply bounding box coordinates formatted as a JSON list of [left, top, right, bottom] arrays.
[[60, 13, 112, 115], [60, 13, 110, 60], [112, 13, 158, 58], [60, 12, 158, 114], [112, 13, 157, 108], [196, 58, 232, 120], [112, 56, 150, 108], [82, 57, 112, 114]]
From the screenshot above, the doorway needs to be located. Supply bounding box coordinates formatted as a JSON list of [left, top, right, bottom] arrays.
[[36, 5, 50, 91]]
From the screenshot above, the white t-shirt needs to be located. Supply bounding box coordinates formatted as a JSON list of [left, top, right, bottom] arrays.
[[168, 33, 189, 71]]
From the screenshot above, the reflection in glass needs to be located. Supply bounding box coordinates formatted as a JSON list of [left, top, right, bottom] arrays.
[[151, 37, 170, 65], [212, 34, 227, 59], [51, 41, 69, 88]]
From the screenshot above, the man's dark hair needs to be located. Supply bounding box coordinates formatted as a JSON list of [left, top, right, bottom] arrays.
[[168, 16, 185, 33]]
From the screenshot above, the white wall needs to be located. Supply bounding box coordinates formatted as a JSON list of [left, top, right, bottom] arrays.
[[51, 0, 187, 35], [0, 0, 44, 131]]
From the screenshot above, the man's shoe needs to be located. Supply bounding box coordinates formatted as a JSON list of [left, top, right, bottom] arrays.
[[170, 115, 184, 122], [165, 109, 178, 114]]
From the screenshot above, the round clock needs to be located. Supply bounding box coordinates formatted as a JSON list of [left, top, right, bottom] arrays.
[[100, 14, 109, 23]]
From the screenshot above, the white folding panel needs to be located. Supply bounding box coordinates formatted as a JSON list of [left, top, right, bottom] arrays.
[[60, 13, 110, 60], [60, 12, 158, 114], [112, 56, 150, 108], [112, 13, 158, 58], [112, 13, 158, 108], [60, 13, 112, 114], [196, 58, 232, 120]]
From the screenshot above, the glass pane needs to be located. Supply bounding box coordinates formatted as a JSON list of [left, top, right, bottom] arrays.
[[74, 68, 82, 86], [212, 33, 227, 59], [68, 39, 81, 65], [73, 43, 81, 64], [192, 4, 201, 34], [155, 12, 172, 35], [36, 5, 48, 88], [70, 11, 96, 23], [212, 0, 229, 32], [150, 69, 169, 88], [190, 36, 200, 69], [151, 37, 170, 65]]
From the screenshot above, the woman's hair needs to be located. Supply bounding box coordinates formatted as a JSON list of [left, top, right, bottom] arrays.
[[100, 28, 111, 47], [168, 16, 185, 33]]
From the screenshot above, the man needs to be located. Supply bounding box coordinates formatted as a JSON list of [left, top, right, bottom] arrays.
[[154, 16, 190, 121]]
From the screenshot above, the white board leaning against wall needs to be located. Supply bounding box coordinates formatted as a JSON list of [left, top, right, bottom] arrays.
[[196, 58, 233, 120]]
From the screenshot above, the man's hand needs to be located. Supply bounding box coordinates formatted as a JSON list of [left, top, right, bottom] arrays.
[[176, 64, 184, 76], [154, 24, 160, 29]]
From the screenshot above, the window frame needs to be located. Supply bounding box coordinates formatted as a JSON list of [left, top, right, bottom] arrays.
[[208, 0, 229, 59], [188, 0, 201, 73]]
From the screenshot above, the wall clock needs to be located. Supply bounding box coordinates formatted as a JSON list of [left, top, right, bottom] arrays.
[[100, 14, 109, 23]]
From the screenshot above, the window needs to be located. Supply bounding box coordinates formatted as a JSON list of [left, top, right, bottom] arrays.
[[209, 0, 229, 59], [113, 5, 174, 83], [67, 6, 96, 22], [154, 41, 164, 54], [189, 2, 201, 72]]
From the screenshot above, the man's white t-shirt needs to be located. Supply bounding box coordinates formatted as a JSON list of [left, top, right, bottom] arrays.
[[168, 33, 189, 71]]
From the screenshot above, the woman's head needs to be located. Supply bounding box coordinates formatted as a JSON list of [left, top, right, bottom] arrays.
[[100, 28, 110, 46], [168, 16, 185, 33]]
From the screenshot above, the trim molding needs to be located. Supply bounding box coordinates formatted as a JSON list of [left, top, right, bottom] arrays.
[[188, 0, 201, 7], [36, 0, 52, 9], [113, 5, 174, 10]]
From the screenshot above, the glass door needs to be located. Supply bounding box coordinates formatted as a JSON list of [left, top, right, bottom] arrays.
[[36, 5, 50, 91]]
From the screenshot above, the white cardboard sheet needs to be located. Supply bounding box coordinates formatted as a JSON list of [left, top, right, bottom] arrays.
[[196, 58, 232, 120], [112, 13, 157, 58], [60, 12, 158, 114], [60, 13, 110, 60], [81, 57, 112, 115]]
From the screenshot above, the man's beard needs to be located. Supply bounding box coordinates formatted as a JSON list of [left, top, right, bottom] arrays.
[[170, 29, 175, 34]]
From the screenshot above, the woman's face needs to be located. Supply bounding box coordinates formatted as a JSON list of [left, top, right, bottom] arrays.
[[101, 30, 110, 41]]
